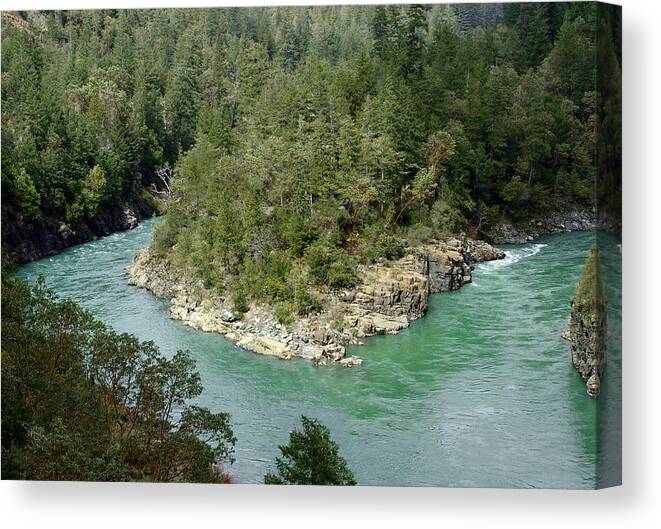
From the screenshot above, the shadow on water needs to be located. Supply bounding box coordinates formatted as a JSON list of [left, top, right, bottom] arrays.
[[16, 220, 620, 488]]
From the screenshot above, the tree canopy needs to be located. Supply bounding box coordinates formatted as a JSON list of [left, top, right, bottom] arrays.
[[2, 4, 615, 321], [1, 271, 236, 482]]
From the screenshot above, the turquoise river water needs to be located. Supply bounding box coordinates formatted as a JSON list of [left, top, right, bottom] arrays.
[[17, 217, 621, 488]]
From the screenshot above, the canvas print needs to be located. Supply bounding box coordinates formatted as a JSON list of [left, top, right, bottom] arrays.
[[1, 2, 621, 488]]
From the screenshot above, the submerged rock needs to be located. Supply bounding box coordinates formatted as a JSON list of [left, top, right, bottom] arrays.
[[339, 356, 363, 368]]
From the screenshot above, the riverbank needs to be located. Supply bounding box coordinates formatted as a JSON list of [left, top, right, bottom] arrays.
[[1, 192, 165, 264], [487, 209, 597, 244], [127, 237, 505, 366]]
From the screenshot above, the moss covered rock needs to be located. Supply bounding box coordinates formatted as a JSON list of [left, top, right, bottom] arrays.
[[564, 243, 607, 398]]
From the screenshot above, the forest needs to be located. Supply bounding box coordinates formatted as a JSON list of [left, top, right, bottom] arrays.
[[1, 3, 622, 482], [2, 4, 613, 254]]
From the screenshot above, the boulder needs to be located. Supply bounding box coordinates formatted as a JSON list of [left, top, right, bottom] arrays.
[[339, 356, 363, 368], [586, 373, 601, 398], [236, 335, 292, 360], [218, 309, 237, 322]]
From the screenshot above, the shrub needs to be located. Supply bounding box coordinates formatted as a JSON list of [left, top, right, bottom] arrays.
[[274, 301, 295, 326], [1, 273, 236, 483], [365, 232, 405, 262], [305, 242, 358, 288], [262, 251, 292, 301], [152, 216, 181, 256], [263, 275, 288, 302], [430, 198, 465, 237], [292, 280, 322, 315], [282, 215, 319, 257], [232, 287, 249, 315], [405, 224, 434, 247], [327, 259, 358, 288]]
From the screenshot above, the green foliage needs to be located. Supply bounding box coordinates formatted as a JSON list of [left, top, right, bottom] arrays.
[[232, 286, 249, 315], [66, 164, 107, 221], [11, 167, 42, 218], [152, 214, 182, 257], [571, 243, 607, 324], [1, 273, 236, 482], [264, 416, 356, 485], [2, 6, 609, 303], [364, 231, 406, 262], [274, 301, 295, 326], [305, 242, 358, 288]]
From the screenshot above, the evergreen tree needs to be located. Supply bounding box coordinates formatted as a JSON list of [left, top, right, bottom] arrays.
[[264, 416, 356, 485]]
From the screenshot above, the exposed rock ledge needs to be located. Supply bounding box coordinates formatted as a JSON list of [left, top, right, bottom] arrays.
[[127, 238, 504, 366], [488, 210, 597, 244]]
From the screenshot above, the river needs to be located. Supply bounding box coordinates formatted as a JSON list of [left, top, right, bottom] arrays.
[[16, 217, 621, 488]]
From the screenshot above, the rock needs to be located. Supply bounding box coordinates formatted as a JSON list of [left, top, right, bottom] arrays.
[[217, 309, 237, 322], [340, 290, 355, 302], [58, 222, 74, 240], [355, 312, 409, 336], [236, 335, 293, 360], [563, 245, 607, 398], [321, 343, 346, 361], [2, 195, 158, 265], [339, 356, 363, 368], [586, 373, 600, 398], [352, 265, 428, 318], [122, 207, 139, 230], [465, 239, 506, 263], [489, 210, 597, 245]]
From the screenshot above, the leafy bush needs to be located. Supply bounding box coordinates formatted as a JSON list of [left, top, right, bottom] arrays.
[[327, 259, 358, 288], [291, 278, 322, 315], [10, 168, 41, 219], [366, 232, 406, 262], [152, 216, 181, 257], [281, 214, 319, 257], [430, 198, 465, 238]]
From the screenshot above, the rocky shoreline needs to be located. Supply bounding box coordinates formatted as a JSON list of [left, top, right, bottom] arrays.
[[127, 238, 505, 366], [488, 210, 597, 244]]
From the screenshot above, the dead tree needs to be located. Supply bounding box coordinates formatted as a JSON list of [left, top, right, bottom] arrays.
[[150, 163, 175, 203]]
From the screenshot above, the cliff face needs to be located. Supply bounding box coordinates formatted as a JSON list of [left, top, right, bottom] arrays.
[[563, 245, 607, 398], [1, 194, 162, 264], [127, 238, 505, 366]]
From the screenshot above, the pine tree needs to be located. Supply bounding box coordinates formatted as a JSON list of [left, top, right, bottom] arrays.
[[264, 416, 356, 485]]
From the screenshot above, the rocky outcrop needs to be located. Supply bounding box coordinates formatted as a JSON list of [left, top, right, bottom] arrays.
[[564, 309, 607, 398], [1, 193, 163, 264], [562, 245, 607, 398], [127, 237, 504, 367], [488, 210, 597, 245]]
